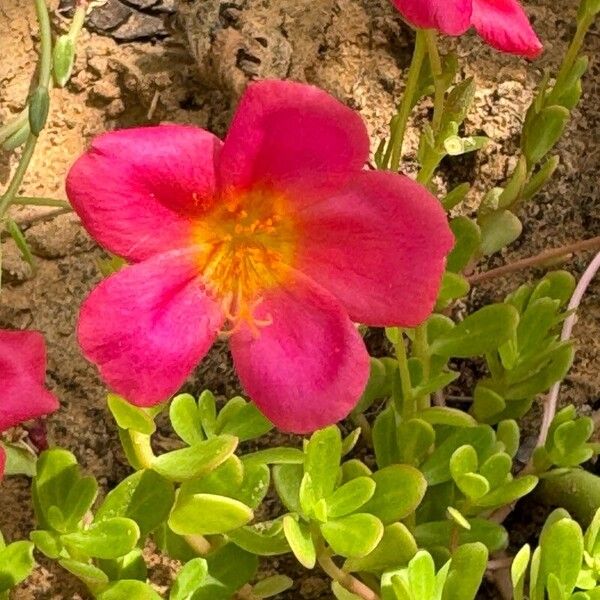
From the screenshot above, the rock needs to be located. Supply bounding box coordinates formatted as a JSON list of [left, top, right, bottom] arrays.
[[87, 0, 133, 32], [109, 11, 168, 41]]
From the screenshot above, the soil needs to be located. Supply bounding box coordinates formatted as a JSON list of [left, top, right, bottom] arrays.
[[0, 0, 598, 598]]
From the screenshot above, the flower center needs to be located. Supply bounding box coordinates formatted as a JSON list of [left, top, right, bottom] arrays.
[[193, 188, 297, 334]]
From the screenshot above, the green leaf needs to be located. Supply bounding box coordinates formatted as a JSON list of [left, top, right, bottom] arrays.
[[472, 384, 506, 423], [152, 435, 238, 482], [419, 407, 476, 428], [326, 477, 376, 519], [170, 558, 208, 600], [0, 541, 35, 592], [430, 304, 519, 358], [421, 426, 495, 485], [447, 217, 482, 272], [243, 447, 304, 467], [522, 156, 560, 201], [53, 35, 76, 87], [273, 464, 303, 513], [283, 516, 316, 569], [228, 519, 290, 556], [7, 219, 35, 271], [62, 518, 140, 559], [305, 426, 342, 500], [341, 459, 372, 483], [442, 543, 488, 600], [538, 518, 584, 597], [373, 404, 400, 468], [354, 357, 389, 414], [197, 390, 217, 437], [237, 462, 271, 509], [474, 475, 538, 509], [344, 523, 417, 574], [321, 514, 384, 558], [170, 394, 204, 445], [409, 551, 436, 600], [169, 493, 253, 535], [442, 182, 470, 211], [30, 530, 62, 559], [29, 86, 50, 135], [342, 428, 362, 456], [217, 400, 272, 441], [450, 445, 478, 478], [98, 580, 162, 600], [362, 465, 427, 524], [253, 575, 293, 598], [499, 156, 528, 209], [59, 559, 109, 592], [479, 453, 512, 489], [497, 420, 520, 458], [523, 105, 570, 165], [437, 272, 470, 307], [62, 475, 99, 531], [1, 442, 37, 477], [397, 418, 435, 466], [98, 549, 147, 582], [32, 449, 79, 530], [479, 210, 523, 256], [107, 393, 156, 434], [506, 343, 574, 399], [415, 518, 508, 553], [96, 469, 175, 538], [203, 544, 258, 598], [511, 544, 531, 600]]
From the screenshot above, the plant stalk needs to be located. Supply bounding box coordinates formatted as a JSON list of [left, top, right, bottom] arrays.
[[468, 236, 600, 285], [385, 30, 427, 171]]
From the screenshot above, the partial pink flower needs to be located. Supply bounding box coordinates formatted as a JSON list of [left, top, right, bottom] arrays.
[[392, 0, 543, 59], [0, 330, 59, 479], [67, 80, 454, 433]]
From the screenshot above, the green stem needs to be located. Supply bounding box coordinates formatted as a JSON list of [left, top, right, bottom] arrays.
[[385, 30, 427, 171], [414, 325, 431, 410], [548, 13, 594, 104], [183, 534, 212, 556], [69, 4, 87, 39], [0, 109, 28, 144], [128, 430, 155, 470], [0, 136, 38, 219], [34, 0, 52, 89], [314, 533, 380, 600], [13, 197, 71, 209], [393, 330, 415, 419], [423, 29, 445, 135], [0, 0, 53, 220]]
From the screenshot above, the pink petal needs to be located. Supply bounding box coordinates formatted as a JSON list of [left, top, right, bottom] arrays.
[[78, 251, 224, 407], [66, 125, 222, 262], [391, 0, 472, 36], [0, 330, 59, 432], [229, 271, 370, 433], [471, 0, 543, 58], [295, 171, 454, 327], [218, 80, 370, 192]]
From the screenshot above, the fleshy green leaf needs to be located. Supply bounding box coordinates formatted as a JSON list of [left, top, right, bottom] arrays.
[[96, 469, 175, 538], [62, 518, 140, 559], [170, 558, 208, 600], [320, 513, 384, 558], [170, 394, 204, 446], [361, 465, 427, 524], [283, 516, 316, 569], [305, 426, 342, 500], [326, 477, 376, 519], [152, 435, 238, 482], [430, 305, 519, 358], [0, 541, 36, 593], [169, 493, 253, 536]]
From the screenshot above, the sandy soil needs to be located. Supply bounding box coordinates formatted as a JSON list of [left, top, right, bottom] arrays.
[[0, 0, 598, 597]]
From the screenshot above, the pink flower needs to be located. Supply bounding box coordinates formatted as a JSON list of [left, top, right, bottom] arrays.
[[0, 331, 59, 479], [392, 0, 543, 59], [67, 80, 453, 433]]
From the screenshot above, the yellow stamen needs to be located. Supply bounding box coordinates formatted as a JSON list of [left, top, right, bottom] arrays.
[[192, 187, 297, 332]]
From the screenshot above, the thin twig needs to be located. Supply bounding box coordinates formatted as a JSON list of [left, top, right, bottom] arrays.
[[534, 250, 600, 449], [468, 236, 600, 285]]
